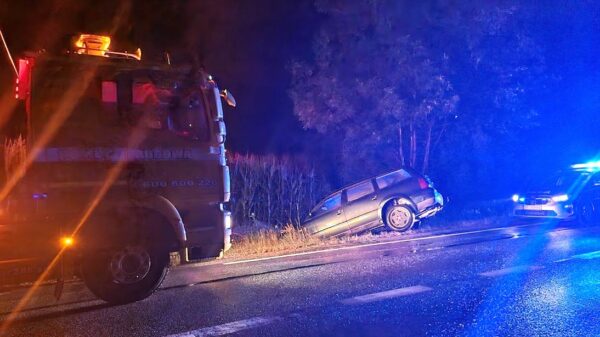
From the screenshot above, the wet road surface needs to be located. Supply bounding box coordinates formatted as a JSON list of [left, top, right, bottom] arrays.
[[2, 220, 600, 336]]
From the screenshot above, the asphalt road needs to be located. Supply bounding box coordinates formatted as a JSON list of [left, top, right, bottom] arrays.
[[2, 220, 600, 337]]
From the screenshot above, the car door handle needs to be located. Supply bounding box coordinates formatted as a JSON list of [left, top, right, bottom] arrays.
[[371, 195, 378, 200], [336, 209, 343, 215]]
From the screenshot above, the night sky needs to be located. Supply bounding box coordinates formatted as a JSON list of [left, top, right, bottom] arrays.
[[0, 0, 319, 155], [2, 1, 600, 197]]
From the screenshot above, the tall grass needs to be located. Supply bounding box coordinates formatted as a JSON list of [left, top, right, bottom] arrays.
[[3, 136, 26, 180], [226, 225, 324, 258]]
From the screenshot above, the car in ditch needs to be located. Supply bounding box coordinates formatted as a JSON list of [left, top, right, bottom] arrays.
[[302, 168, 444, 237], [511, 161, 600, 224]]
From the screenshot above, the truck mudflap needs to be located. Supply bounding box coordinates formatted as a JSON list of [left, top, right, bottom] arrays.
[[182, 205, 231, 262]]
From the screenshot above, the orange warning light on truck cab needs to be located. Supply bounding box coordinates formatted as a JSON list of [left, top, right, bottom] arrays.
[[74, 34, 111, 57]]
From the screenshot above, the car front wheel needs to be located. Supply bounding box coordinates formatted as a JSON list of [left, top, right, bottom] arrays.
[[385, 204, 415, 232]]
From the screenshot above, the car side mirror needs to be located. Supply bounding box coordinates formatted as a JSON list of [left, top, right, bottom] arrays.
[[220, 89, 236, 107]]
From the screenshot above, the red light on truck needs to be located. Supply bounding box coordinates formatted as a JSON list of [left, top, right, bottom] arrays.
[[15, 58, 32, 100], [101, 81, 117, 103]]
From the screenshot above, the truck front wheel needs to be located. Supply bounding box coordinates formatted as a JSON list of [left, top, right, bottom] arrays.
[[81, 243, 169, 304]]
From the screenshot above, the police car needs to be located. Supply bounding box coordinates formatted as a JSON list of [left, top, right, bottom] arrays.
[[511, 162, 600, 224]]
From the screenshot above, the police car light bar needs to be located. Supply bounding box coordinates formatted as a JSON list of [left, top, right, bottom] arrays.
[[571, 161, 600, 170]]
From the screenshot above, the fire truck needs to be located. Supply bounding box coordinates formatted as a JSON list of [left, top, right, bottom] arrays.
[[0, 34, 235, 304]]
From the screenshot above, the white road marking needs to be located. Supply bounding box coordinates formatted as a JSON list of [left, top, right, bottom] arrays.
[[554, 250, 600, 263], [340, 285, 433, 305], [426, 246, 444, 251], [224, 223, 544, 266], [479, 265, 543, 277], [573, 250, 600, 260], [165, 316, 283, 337]]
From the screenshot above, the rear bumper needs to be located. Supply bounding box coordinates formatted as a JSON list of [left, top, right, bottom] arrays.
[[418, 204, 443, 219], [416, 189, 444, 219]]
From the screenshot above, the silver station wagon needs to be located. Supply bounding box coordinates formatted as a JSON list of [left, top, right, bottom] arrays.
[[302, 168, 444, 237]]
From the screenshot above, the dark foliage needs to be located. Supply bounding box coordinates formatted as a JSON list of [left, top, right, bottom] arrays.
[[289, 1, 548, 202]]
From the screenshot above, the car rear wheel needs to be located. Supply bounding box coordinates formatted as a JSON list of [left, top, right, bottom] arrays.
[[81, 242, 169, 305], [385, 204, 415, 232]]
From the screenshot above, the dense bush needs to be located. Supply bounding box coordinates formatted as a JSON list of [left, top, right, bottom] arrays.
[[229, 153, 330, 228]]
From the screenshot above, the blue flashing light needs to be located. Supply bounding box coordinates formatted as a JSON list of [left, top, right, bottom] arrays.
[[571, 161, 600, 170], [512, 194, 519, 202]]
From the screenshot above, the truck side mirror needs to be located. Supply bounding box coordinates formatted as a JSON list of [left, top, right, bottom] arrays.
[[220, 89, 236, 108]]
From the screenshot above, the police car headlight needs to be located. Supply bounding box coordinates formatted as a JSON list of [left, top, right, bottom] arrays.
[[512, 194, 520, 203], [552, 194, 569, 202]]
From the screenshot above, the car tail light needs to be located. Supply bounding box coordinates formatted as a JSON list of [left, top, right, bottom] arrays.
[[418, 177, 429, 189]]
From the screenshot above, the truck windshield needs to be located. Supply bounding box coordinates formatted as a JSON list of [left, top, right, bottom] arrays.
[[101, 71, 211, 142]]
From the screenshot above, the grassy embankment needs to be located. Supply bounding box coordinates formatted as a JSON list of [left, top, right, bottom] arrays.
[[225, 216, 509, 259]]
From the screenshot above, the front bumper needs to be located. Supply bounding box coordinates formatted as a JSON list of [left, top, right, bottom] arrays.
[[512, 202, 575, 219]]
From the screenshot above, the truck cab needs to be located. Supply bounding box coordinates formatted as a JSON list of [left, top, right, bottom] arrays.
[[0, 34, 235, 303]]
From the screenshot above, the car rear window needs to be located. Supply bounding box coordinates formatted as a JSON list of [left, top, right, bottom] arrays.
[[346, 181, 375, 202], [376, 170, 412, 189]]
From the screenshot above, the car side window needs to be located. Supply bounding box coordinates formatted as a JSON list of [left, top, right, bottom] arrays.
[[376, 170, 412, 190], [311, 193, 342, 217], [346, 181, 375, 203]]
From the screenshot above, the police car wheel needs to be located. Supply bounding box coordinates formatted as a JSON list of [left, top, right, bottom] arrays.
[[81, 243, 169, 305], [386, 204, 415, 232], [577, 199, 596, 225]]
